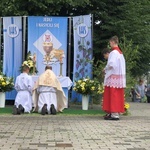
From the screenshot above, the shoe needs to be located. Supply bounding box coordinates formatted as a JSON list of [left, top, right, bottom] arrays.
[[41, 104, 48, 115], [50, 104, 56, 115], [18, 104, 25, 114], [12, 105, 19, 115], [17, 107, 21, 115], [104, 113, 111, 119], [104, 116, 119, 121], [103, 113, 111, 118]]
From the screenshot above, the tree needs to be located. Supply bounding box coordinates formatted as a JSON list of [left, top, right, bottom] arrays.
[[120, 36, 139, 86], [92, 0, 150, 76], [0, 0, 90, 16], [0, 0, 149, 77]]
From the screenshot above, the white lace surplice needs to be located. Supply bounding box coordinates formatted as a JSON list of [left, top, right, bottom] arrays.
[[104, 50, 126, 88]]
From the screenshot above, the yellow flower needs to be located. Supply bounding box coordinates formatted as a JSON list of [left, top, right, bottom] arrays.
[[91, 86, 95, 91], [28, 60, 32, 63], [28, 61, 33, 65], [2, 82, 6, 86], [73, 87, 76, 91], [81, 83, 85, 88], [0, 78, 4, 81], [97, 91, 100, 94], [81, 87, 85, 91], [28, 63, 33, 67], [23, 63, 30, 68], [124, 103, 130, 109], [97, 90, 102, 94], [23, 61, 28, 64], [6, 81, 9, 85], [78, 80, 82, 83]]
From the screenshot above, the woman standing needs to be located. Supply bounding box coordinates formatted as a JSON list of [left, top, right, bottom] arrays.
[[135, 79, 145, 102]]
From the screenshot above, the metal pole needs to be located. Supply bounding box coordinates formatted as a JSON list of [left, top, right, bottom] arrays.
[[91, 14, 94, 78], [67, 17, 72, 107], [0, 17, 2, 62], [22, 16, 27, 61], [91, 14, 94, 109], [68, 17, 72, 78], [91, 14, 94, 51]]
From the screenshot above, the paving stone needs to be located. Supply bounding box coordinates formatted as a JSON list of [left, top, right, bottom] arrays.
[[0, 102, 150, 150]]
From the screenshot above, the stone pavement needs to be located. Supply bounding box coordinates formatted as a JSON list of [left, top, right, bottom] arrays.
[[0, 102, 150, 150]]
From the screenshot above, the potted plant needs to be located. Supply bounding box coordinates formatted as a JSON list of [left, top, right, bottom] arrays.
[[0, 73, 14, 108], [73, 78, 104, 110]]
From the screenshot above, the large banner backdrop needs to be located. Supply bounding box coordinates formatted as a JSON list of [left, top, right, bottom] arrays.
[[3, 17, 23, 99], [28, 16, 68, 76], [72, 15, 93, 101]]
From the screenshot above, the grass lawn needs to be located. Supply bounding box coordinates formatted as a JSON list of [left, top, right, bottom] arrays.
[[0, 106, 105, 116], [0, 107, 13, 114], [61, 108, 105, 115]]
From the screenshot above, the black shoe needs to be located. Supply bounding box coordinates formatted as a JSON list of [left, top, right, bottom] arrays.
[[41, 104, 48, 115], [103, 113, 111, 118], [12, 105, 19, 115], [18, 104, 25, 114], [17, 108, 21, 115], [104, 116, 119, 121], [50, 104, 56, 115]]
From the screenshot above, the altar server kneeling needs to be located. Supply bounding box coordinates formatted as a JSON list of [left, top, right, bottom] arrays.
[[13, 65, 33, 115], [34, 66, 67, 115]]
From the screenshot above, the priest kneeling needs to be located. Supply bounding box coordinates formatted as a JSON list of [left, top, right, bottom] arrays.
[[33, 66, 67, 115]]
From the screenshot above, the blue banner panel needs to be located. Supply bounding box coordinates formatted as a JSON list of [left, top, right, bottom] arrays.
[[72, 15, 93, 102], [3, 17, 22, 100], [28, 16, 68, 76]]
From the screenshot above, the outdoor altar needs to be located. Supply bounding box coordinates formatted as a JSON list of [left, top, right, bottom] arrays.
[[25, 41, 72, 109]]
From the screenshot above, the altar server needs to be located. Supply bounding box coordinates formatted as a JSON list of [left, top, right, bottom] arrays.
[[34, 66, 67, 115], [14, 65, 33, 114], [103, 36, 126, 120]]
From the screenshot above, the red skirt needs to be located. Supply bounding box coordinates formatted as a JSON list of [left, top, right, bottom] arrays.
[[102, 86, 125, 113]]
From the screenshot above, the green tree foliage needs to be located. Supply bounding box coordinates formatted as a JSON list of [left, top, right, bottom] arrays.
[[92, 0, 150, 76], [0, 0, 90, 16], [0, 0, 149, 77], [120, 36, 139, 86], [120, 36, 139, 76]]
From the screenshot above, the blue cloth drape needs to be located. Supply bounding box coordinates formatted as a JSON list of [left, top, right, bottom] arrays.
[[3, 17, 22, 100], [72, 15, 93, 102]]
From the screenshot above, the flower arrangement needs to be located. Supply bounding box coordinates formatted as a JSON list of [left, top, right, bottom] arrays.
[[21, 51, 38, 75], [73, 78, 104, 96], [123, 102, 130, 115], [0, 73, 14, 92]]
